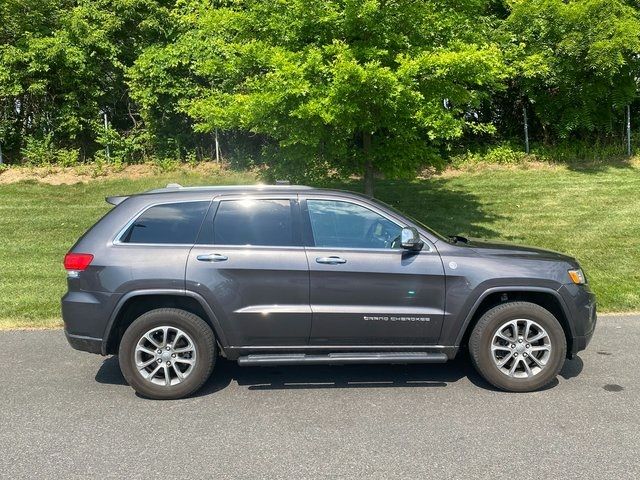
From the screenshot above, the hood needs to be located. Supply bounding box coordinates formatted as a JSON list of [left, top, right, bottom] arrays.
[[459, 237, 577, 264]]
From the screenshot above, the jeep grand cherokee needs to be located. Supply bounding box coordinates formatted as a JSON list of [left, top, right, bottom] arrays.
[[62, 184, 596, 399]]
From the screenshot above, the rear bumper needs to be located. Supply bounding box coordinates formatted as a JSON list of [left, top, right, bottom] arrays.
[[62, 290, 120, 355], [64, 330, 103, 354]]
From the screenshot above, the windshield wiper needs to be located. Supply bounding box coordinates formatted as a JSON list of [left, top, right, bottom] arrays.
[[449, 235, 469, 244]]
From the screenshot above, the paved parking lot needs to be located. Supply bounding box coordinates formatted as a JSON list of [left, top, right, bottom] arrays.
[[1, 315, 638, 479]]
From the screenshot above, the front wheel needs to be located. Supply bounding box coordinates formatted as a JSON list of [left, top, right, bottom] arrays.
[[119, 308, 216, 399], [469, 301, 566, 392]]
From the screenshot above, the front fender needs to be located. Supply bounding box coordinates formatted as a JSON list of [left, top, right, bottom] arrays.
[[444, 284, 574, 347]]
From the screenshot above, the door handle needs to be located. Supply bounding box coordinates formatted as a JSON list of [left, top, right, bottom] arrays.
[[196, 253, 228, 262], [316, 256, 347, 265]]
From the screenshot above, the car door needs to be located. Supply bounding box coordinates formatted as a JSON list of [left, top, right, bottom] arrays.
[[186, 194, 311, 347], [301, 195, 446, 346]]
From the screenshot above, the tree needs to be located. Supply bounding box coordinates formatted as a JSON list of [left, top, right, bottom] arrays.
[[503, 0, 640, 140], [0, 0, 171, 162], [136, 0, 507, 195]]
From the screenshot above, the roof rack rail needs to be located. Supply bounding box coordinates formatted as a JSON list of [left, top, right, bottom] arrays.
[[275, 180, 290, 185], [165, 183, 183, 189]]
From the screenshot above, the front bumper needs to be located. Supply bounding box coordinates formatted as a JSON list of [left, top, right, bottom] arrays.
[[559, 283, 597, 358]]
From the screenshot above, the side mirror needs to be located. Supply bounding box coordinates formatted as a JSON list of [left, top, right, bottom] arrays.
[[401, 227, 423, 251]]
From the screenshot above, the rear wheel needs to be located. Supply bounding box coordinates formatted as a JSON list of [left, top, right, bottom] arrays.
[[469, 301, 566, 392], [119, 308, 216, 399]]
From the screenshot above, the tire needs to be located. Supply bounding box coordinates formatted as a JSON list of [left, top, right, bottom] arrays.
[[469, 301, 566, 392], [119, 308, 216, 400]]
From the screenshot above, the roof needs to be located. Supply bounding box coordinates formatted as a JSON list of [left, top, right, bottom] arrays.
[[106, 183, 366, 205], [144, 183, 314, 194]]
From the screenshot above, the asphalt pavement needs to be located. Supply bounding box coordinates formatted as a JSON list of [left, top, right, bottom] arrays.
[[1, 315, 638, 479]]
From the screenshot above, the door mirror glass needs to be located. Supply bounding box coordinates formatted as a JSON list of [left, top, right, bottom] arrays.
[[401, 227, 423, 251]]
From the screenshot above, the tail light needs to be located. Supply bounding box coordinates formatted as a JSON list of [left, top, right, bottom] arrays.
[[64, 253, 94, 271]]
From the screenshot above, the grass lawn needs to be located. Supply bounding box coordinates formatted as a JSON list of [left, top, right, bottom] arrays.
[[1, 163, 639, 329]]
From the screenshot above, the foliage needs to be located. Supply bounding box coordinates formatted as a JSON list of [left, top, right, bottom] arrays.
[[450, 142, 530, 167], [503, 0, 640, 139], [139, 0, 507, 193], [152, 157, 181, 172], [0, 0, 172, 162], [0, 0, 639, 192], [21, 133, 80, 166]]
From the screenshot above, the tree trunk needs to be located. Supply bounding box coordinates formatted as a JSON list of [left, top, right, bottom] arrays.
[[362, 131, 374, 197]]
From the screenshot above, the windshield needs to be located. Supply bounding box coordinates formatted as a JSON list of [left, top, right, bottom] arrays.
[[369, 198, 448, 242]]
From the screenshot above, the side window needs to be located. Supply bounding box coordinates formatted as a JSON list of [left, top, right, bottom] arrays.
[[213, 199, 296, 246], [306, 199, 402, 249], [120, 202, 209, 244]]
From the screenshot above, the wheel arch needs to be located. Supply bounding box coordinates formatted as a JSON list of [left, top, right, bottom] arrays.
[[102, 289, 228, 355], [455, 287, 575, 357]]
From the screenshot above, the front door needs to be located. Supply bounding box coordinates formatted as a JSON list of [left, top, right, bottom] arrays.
[[301, 197, 445, 346], [187, 196, 311, 347]]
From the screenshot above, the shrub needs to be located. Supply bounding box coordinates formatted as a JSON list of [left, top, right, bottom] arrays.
[[22, 134, 80, 166], [449, 143, 530, 168], [22, 134, 55, 165], [152, 157, 180, 172]]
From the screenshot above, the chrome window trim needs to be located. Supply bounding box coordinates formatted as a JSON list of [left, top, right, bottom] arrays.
[[300, 195, 433, 253], [112, 199, 212, 246], [304, 245, 433, 254], [192, 244, 305, 251]]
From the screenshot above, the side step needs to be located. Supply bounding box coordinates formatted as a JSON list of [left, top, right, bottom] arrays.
[[237, 352, 448, 366]]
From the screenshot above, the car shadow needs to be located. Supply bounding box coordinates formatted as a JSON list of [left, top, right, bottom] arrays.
[[96, 354, 485, 396], [95, 354, 584, 396], [560, 355, 584, 380]]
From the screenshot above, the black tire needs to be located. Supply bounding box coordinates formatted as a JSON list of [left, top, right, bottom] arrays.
[[469, 301, 566, 392], [119, 308, 216, 400]]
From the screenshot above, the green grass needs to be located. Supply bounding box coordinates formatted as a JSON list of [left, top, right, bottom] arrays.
[[1, 164, 639, 329]]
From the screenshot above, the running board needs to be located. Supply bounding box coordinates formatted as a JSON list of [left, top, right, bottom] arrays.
[[237, 352, 448, 366]]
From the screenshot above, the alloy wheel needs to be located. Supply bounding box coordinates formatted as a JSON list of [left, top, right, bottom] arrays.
[[134, 326, 197, 386], [490, 318, 552, 378]]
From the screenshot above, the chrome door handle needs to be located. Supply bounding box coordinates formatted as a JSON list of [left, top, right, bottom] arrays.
[[197, 253, 228, 262], [316, 256, 347, 265]]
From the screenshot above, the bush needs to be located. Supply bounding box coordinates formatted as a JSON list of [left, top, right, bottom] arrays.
[[152, 157, 181, 172], [22, 134, 55, 165], [449, 143, 530, 168], [532, 140, 630, 164], [54, 148, 80, 167], [22, 134, 80, 166], [96, 125, 148, 164]]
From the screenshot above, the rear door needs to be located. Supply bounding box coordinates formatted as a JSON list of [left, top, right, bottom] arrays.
[[301, 195, 446, 346], [186, 194, 311, 347]]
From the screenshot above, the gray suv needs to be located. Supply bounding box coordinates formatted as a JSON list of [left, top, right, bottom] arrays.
[[62, 184, 596, 399]]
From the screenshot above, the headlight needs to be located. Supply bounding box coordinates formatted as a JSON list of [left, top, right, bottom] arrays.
[[568, 268, 586, 285]]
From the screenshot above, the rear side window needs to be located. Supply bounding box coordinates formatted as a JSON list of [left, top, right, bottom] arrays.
[[213, 199, 295, 246], [120, 202, 209, 244]]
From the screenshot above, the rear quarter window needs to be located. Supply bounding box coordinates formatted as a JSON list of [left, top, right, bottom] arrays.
[[120, 201, 209, 244]]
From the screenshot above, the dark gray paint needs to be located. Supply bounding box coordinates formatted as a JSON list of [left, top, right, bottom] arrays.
[[62, 184, 596, 362]]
